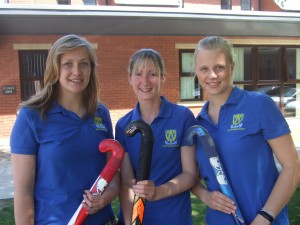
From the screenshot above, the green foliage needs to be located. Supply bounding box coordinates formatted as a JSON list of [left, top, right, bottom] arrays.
[[0, 199, 14, 225], [1, 186, 299, 225]]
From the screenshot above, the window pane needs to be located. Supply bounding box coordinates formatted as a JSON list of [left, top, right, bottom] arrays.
[[233, 47, 252, 81], [180, 77, 195, 100], [241, 0, 251, 10], [180, 52, 202, 100], [83, 0, 96, 5], [181, 53, 194, 73], [286, 48, 300, 80], [258, 47, 280, 81], [57, 0, 70, 4], [19, 50, 47, 101], [256, 84, 300, 117], [235, 84, 254, 91], [221, 0, 231, 9]]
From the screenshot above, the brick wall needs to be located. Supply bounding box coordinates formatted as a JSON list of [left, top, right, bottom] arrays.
[[0, 0, 285, 138], [0, 35, 204, 138]]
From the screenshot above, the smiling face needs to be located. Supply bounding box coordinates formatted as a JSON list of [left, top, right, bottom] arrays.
[[195, 47, 234, 98], [129, 59, 164, 102], [58, 47, 91, 98]]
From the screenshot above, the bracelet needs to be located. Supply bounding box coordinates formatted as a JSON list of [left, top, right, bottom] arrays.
[[259, 208, 274, 223]]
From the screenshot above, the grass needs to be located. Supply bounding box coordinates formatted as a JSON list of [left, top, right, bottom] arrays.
[[1, 186, 299, 225]]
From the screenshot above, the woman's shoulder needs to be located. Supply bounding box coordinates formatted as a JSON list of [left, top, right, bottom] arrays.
[[237, 87, 274, 104], [18, 106, 40, 118]]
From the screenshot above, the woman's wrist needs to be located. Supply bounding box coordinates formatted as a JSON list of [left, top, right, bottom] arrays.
[[258, 208, 275, 223]]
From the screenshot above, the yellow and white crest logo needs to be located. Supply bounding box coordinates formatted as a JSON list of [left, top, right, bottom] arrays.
[[232, 114, 244, 126], [165, 129, 176, 142], [229, 113, 245, 130], [165, 130, 177, 145], [94, 116, 106, 130]]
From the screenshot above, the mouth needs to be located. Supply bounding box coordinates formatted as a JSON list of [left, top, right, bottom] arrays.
[[139, 87, 152, 92], [207, 82, 220, 87], [69, 79, 83, 83]]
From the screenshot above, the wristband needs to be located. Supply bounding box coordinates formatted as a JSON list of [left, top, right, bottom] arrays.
[[259, 208, 274, 223]]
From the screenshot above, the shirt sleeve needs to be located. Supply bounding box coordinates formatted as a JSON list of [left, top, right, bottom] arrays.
[[10, 107, 39, 155], [259, 95, 290, 140]]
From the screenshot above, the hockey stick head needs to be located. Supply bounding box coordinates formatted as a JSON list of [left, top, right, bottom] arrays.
[[97, 139, 125, 187], [184, 125, 207, 145], [99, 139, 125, 160], [125, 120, 154, 181]]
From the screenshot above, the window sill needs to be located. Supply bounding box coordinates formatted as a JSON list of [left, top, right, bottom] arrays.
[[177, 100, 206, 107]]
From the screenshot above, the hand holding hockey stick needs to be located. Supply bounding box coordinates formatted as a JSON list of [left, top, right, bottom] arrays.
[[125, 120, 154, 225], [68, 139, 125, 225], [185, 125, 245, 225]]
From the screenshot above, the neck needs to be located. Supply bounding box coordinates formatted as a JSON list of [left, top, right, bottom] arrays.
[[139, 97, 162, 124], [58, 94, 86, 118], [207, 86, 233, 124]]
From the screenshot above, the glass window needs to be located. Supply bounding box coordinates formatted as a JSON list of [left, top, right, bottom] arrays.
[[179, 51, 202, 100], [233, 47, 253, 82], [221, 0, 231, 9], [57, 0, 71, 4], [19, 50, 47, 101], [286, 48, 300, 81], [241, 0, 251, 10], [179, 46, 300, 118], [258, 47, 280, 81], [83, 0, 96, 5]]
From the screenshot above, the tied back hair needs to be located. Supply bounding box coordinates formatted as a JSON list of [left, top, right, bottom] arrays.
[[193, 36, 234, 74], [128, 48, 166, 78]]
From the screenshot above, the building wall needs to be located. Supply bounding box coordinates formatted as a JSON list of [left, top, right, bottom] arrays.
[[7, 0, 282, 12], [0, 35, 205, 138], [0, 0, 286, 138]]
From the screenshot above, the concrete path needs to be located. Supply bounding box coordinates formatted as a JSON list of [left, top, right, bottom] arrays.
[[0, 141, 13, 199]]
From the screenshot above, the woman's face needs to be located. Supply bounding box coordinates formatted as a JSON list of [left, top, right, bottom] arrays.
[[195, 48, 234, 97], [128, 59, 164, 102], [58, 47, 91, 98]]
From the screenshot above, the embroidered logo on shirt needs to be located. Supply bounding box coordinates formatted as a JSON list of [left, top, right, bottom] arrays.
[[94, 116, 106, 130], [163, 129, 178, 147], [228, 113, 245, 131]]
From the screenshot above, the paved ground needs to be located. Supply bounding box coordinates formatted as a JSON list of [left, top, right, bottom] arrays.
[[0, 141, 13, 199]]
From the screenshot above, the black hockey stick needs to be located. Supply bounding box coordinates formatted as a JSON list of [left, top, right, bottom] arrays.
[[185, 125, 245, 225], [125, 120, 154, 225]]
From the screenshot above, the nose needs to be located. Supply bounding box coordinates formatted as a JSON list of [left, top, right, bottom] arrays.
[[72, 63, 81, 75], [140, 73, 149, 83], [208, 69, 218, 79]]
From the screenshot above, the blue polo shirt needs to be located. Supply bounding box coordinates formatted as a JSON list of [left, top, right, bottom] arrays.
[[115, 96, 196, 225], [195, 87, 290, 225], [10, 102, 114, 225]]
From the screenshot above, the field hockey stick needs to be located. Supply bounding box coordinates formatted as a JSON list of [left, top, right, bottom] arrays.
[[68, 139, 125, 225], [185, 125, 245, 225], [125, 120, 154, 225]]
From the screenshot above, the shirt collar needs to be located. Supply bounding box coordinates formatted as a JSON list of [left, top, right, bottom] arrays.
[[197, 86, 243, 119], [132, 96, 172, 121]]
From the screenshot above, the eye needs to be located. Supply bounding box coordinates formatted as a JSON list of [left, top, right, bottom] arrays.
[[62, 62, 73, 68], [80, 61, 90, 68], [150, 72, 158, 77], [214, 65, 226, 73], [199, 67, 208, 73], [133, 71, 142, 76]]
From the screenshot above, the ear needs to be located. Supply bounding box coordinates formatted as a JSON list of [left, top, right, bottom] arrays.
[[128, 73, 132, 85], [230, 63, 235, 72], [161, 74, 166, 84]]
